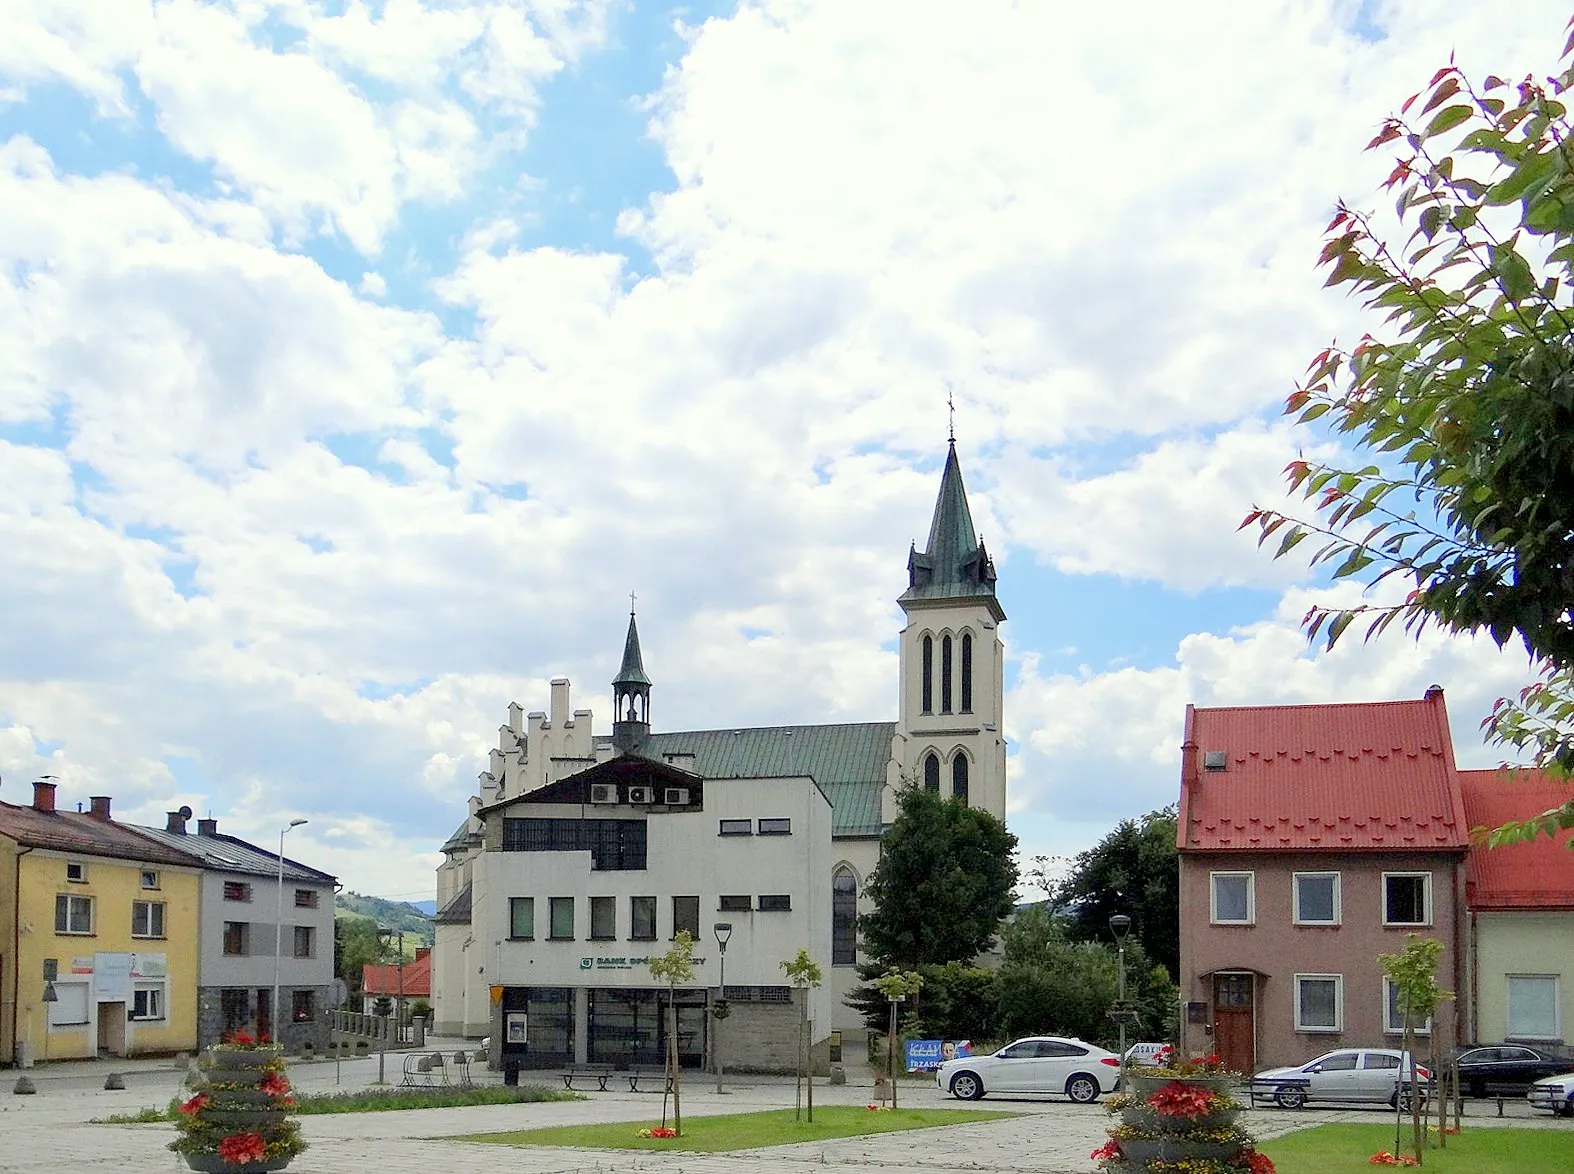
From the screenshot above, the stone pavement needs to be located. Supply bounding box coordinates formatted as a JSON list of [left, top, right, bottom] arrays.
[[2, 1049, 1566, 1174]]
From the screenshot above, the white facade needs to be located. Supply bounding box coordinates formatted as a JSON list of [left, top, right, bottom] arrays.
[[433, 440, 1009, 1062]]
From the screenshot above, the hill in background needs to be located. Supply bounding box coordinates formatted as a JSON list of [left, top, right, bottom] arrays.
[[335, 890, 435, 948]]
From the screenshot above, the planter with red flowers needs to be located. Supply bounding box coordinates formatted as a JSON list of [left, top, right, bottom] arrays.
[[1093, 1049, 1276, 1174], [169, 1030, 306, 1173]]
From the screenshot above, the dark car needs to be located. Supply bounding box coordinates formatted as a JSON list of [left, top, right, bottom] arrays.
[[1451, 1045, 1574, 1097]]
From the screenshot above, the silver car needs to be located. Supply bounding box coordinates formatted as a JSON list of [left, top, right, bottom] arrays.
[[1250, 1048, 1429, 1110], [935, 1035, 1122, 1103], [1527, 1071, 1574, 1117]]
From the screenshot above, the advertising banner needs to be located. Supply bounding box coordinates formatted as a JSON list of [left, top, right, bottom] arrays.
[[905, 1039, 974, 1072]]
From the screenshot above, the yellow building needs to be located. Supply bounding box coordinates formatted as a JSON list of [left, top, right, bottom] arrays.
[[2, 782, 202, 1063]]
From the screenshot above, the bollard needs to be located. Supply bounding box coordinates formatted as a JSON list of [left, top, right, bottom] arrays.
[[104, 1073, 126, 1090], [13, 1077, 37, 1095], [1496, 1096, 1505, 1117]]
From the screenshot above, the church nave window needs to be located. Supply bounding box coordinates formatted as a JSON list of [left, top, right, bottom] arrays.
[[952, 753, 969, 803], [923, 752, 941, 792], [832, 869, 857, 965]]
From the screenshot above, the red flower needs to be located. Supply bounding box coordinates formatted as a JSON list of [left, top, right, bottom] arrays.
[[1247, 1151, 1277, 1174], [259, 1071, 292, 1098], [1147, 1081, 1219, 1119], [217, 1132, 267, 1165], [648, 1127, 677, 1138], [178, 1093, 209, 1116], [1090, 1140, 1123, 1161], [223, 1028, 256, 1047]]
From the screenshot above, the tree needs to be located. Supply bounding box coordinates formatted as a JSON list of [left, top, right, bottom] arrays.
[[873, 968, 924, 1108], [1379, 935, 1453, 1164], [1035, 807, 1179, 980], [1243, 28, 1574, 842], [333, 915, 385, 1000], [647, 930, 695, 1135], [780, 949, 823, 1121], [994, 904, 1174, 1045], [860, 784, 1018, 967]]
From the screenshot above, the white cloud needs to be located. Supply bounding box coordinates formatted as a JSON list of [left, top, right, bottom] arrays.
[[3, 0, 1571, 898]]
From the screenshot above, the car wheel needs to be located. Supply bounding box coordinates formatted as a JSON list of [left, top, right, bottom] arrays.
[[1066, 1074, 1101, 1104], [1558, 1096, 1574, 1119], [1274, 1086, 1307, 1110], [949, 1072, 984, 1101]]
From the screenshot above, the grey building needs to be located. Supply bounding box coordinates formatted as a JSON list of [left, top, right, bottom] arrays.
[[134, 811, 337, 1051]]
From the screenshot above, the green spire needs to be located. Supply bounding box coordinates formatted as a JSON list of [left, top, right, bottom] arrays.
[[614, 611, 651, 688], [899, 440, 1004, 619]]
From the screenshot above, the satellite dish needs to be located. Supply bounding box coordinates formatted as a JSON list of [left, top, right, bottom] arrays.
[[179, 805, 193, 819]]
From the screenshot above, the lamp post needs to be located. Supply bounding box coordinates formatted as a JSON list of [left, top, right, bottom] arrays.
[[273, 818, 308, 1047], [713, 922, 732, 1094], [1109, 913, 1133, 1093]]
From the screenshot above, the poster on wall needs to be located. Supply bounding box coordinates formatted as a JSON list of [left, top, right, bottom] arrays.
[[94, 953, 133, 1002], [905, 1039, 974, 1072], [131, 954, 167, 978], [505, 1012, 528, 1045]]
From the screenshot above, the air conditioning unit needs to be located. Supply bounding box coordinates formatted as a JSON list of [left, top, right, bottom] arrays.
[[627, 786, 654, 805], [663, 787, 690, 806], [589, 783, 617, 805]]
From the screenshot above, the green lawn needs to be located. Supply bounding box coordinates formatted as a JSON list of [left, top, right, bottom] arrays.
[[1259, 1124, 1569, 1174], [448, 1105, 1017, 1152]]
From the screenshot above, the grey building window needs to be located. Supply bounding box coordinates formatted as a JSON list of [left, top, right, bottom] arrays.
[[630, 896, 656, 941], [590, 896, 616, 940], [549, 897, 575, 940]]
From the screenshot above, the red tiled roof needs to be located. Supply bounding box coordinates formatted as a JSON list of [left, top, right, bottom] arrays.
[[1459, 768, 1574, 910], [362, 951, 431, 998], [0, 800, 205, 868], [1178, 692, 1468, 852]]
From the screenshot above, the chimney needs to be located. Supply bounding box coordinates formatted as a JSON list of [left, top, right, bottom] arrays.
[[165, 808, 191, 834], [197, 818, 218, 836], [89, 796, 112, 821], [1424, 684, 1445, 702], [32, 780, 57, 813]]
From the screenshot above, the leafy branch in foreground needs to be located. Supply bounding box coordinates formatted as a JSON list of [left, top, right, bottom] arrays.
[[1244, 26, 1574, 841]]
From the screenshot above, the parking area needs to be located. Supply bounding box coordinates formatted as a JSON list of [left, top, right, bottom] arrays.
[[0, 1050, 1566, 1174]]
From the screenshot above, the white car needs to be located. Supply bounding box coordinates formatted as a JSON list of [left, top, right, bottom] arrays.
[[935, 1035, 1122, 1103], [1527, 1071, 1574, 1117], [1250, 1048, 1429, 1110]]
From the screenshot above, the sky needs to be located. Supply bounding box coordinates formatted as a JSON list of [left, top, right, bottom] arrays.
[[0, 0, 1567, 903]]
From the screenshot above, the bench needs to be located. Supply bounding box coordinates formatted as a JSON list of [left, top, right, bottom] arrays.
[[560, 1064, 616, 1091], [627, 1066, 676, 1094]]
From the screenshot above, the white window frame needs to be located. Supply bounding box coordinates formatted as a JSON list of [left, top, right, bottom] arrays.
[[66, 861, 86, 883], [131, 983, 165, 1022], [131, 899, 165, 939], [140, 870, 159, 890], [1293, 871, 1341, 925], [1382, 975, 1432, 1035], [1506, 974, 1561, 1041], [1210, 871, 1255, 925], [55, 893, 93, 935], [1294, 973, 1344, 1032], [1382, 871, 1432, 926]]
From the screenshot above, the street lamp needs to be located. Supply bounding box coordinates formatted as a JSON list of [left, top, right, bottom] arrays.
[[1109, 913, 1133, 1091], [713, 922, 733, 1094], [273, 818, 308, 1047]]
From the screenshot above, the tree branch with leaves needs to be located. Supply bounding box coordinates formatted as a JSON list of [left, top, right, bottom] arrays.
[[1244, 26, 1574, 842]]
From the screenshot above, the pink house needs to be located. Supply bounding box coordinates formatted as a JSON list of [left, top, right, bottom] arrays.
[[1176, 688, 1469, 1073]]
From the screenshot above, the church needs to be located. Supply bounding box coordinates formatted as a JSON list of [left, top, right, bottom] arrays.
[[430, 439, 1008, 1071]]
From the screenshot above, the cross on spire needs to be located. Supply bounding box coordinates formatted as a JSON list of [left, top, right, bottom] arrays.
[[629, 590, 637, 615], [947, 387, 955, 443]]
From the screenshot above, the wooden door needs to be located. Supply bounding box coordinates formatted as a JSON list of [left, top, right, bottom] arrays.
[[1212, 974, 1254, 1074]]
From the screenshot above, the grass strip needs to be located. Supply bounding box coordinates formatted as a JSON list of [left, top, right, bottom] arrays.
[[447, 1105, 1018, 1152], [1259, 1122, 1567, 1174]]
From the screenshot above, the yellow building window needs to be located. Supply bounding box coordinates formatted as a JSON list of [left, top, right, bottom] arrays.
[[55, 894, 93, 935]]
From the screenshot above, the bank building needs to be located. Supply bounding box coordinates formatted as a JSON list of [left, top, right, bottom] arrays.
[[431, 439, 1008, 1072]]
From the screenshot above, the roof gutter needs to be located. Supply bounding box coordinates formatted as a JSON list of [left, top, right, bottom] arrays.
[[11, 844, 32, 1066]]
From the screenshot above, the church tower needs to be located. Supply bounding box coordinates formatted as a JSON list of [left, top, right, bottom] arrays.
[[889, 439, 1007, 820], [611, 609, 652, 756]]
